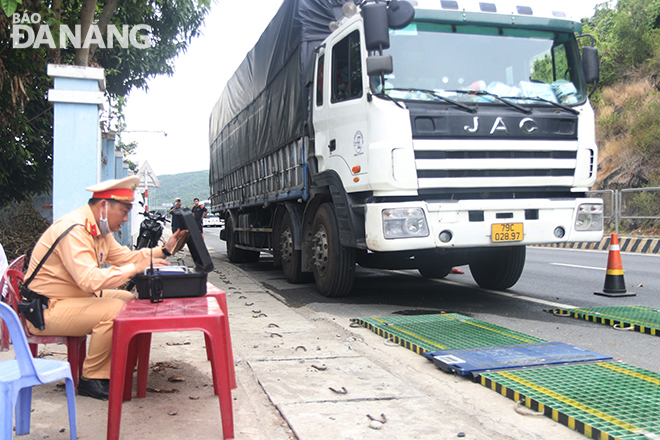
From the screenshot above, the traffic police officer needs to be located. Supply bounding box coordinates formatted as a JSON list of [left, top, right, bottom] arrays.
[[25, 176, 183, 399]]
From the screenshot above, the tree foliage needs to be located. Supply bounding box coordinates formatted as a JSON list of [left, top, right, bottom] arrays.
[[98, 0, 208, 96], [583, 0, 660, 87], [0, 0, 210, 208], [0, 6, 53, 208], [589, 0, 660, 221]]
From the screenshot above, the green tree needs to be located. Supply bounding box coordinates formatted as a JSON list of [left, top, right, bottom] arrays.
[[116, 139, 139, 172], [0, 0, 210, 208], [0, 8, 53, 208], [583, 0, 660, 87]]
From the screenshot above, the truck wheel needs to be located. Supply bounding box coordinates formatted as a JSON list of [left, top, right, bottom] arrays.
[[279, 211, 312, 283], [418, 265, 452, 279], [311, 203, 355, 297], [469, 246, 526, 290]]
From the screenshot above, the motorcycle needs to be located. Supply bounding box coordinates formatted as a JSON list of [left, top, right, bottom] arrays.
[[135, 209, 168, 249], [124, 208, 168, 293]]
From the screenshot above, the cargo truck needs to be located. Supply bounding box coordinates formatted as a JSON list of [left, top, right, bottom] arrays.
[[210, 0, 604, 297]]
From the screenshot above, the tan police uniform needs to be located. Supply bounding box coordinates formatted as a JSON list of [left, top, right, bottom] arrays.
[[26, 176, 155, 379]]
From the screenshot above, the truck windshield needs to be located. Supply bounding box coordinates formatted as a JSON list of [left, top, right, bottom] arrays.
[[372, 22, 586, 106]]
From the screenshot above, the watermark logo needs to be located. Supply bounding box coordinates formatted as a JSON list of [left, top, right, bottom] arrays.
[[11, 12, 152, 49]]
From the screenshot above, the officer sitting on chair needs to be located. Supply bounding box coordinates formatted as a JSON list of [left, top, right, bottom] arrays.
[[24, 176, 184, 400]]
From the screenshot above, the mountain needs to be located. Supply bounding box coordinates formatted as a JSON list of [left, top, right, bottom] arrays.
[[144, 169, 211, 211]]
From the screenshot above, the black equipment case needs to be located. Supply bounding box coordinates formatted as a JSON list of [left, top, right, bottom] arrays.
[[135, 209, 214, 301]]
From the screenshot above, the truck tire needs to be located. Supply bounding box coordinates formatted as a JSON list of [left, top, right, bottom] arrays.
[[469, 246, 526, 290], [226, 216, 260, 263], [311, 203, 356, 297], [279, 211, 312, 284], [418, 265, 452, 279]]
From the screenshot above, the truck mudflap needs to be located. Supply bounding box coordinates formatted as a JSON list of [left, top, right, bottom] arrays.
[[363, 198, 603, 252], [311, 170, 367, 248]]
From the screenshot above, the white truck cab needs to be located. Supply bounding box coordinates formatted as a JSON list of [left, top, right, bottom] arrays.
[[312, 0, 602, 255]]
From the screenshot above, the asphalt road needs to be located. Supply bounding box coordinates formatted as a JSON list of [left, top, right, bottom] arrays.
[[203, 227, 660, 375]]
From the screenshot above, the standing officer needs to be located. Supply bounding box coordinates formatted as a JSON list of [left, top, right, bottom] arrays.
[[25, 176, 184, 400], [191, 197, 208, 239], [169, 197, 182, 233]]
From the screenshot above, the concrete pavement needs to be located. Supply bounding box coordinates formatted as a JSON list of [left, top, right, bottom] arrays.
[[1, 247, 586, 440]]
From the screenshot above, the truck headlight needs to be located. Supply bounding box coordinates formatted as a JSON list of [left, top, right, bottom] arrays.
[[575, 203, 603, 231], [382, 208, 429, 239]]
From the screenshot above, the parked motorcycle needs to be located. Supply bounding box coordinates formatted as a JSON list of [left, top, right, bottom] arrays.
[[135, 209, 168, 249]]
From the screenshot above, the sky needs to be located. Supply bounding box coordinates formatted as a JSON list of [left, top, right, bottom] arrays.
[[122, 0, 607, 177], [122, 0, 284, 177]]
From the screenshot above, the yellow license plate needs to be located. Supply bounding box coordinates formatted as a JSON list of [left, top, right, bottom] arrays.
[[491, 223, 523, 243]]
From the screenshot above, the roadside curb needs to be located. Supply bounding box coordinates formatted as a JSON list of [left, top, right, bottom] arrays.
[[533, 235, 660, 254]]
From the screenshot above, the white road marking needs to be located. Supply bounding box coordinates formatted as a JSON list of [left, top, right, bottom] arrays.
[[550, 263, 604, 271], [478, 288, 576, 309]]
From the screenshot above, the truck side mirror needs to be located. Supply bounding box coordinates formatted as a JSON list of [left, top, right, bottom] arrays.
[[582, 46, 600, 85], [362, 2, 390, 52], [387, 0, 415, 30], [367, 55, 393, 77]]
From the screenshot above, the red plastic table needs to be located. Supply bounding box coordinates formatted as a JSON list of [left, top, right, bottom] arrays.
[[205, 284, 236, 388], [133, 285, 236, 397], [107, 296, 234, 440]]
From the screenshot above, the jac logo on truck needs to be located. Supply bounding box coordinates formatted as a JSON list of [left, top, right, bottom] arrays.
[[353, 131, 364, 155], [463, 117, 538, 135]]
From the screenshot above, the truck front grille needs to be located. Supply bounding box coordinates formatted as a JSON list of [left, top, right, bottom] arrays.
[[415, 150, 576, 160], [417, 169, 575, 178], [413, 140, 578, 190]]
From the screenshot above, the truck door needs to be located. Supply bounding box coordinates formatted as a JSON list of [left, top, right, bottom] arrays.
[[312, 47, 328, 172], [314, 23, 369, 188]]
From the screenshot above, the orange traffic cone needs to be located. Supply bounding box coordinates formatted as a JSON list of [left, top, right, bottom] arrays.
[[594, 234, 635, 297]]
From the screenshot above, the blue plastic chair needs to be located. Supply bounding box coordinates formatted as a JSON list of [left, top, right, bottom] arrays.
[[1, 255, 25, 352], [0, 302, 77, 439]]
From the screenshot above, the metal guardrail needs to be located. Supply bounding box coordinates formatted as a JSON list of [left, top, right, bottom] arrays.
[[587, 187, 660, 236]]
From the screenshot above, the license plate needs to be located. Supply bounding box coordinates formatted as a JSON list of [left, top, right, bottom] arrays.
[[491, 223, 523, 243]]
